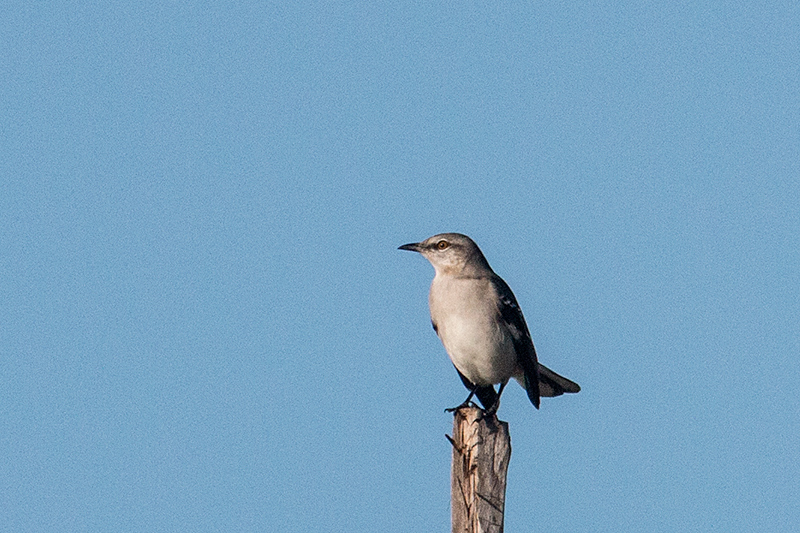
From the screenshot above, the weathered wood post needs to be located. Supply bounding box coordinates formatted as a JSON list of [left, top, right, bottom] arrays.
[[448, 406, 512, 533]]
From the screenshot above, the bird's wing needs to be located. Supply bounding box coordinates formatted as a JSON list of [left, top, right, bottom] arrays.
[[490, 275, 541, 408]]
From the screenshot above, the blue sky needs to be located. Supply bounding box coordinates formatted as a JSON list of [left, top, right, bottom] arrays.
[[2, 1, 799, 531]]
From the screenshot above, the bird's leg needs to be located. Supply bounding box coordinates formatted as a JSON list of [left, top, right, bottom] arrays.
[[445, 389, 477, 413], [479, 381, 507, 418]]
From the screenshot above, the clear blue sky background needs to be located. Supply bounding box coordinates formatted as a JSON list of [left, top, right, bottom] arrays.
[[2, 1, 798, 531]]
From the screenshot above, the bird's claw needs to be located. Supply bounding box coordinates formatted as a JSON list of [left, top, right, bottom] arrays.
[[475, 403, 499, 422], [445, 400, 478, 413]]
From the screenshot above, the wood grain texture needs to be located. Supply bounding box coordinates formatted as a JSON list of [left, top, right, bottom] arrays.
[[449, 407, 511, 533]]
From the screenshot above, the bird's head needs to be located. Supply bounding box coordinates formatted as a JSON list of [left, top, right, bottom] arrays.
[[398, 233, 492, 277]]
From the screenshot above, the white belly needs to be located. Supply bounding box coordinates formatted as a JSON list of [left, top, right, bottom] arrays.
[[429, 278, 519, 385]]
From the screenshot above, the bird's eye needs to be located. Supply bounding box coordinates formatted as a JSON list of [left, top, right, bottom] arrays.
[[436, 240, 449, 250]]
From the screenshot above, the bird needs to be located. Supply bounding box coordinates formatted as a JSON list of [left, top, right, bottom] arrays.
[[399, 233, 580, 413]]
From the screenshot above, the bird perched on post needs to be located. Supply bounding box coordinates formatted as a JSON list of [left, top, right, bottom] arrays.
[[399, 233, 580, 413]]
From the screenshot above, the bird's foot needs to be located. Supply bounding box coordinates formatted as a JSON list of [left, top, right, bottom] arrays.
[[474, 401, 500, 422], [444, 400, 478, 413]]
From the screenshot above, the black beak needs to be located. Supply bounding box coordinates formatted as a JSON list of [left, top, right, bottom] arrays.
[[398, 242, 422, 252]]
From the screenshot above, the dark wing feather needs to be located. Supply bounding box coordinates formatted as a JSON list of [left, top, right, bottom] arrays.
[[490, 275, 540, 409]]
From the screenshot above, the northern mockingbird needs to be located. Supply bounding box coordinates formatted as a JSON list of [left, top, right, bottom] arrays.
[[399, 233, 580, 413]]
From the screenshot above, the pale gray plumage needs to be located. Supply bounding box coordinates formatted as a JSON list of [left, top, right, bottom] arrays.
[[399, 233, 580, 412]]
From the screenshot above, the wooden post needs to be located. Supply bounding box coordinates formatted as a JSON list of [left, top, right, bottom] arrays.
[[448, 406, 512, 533]]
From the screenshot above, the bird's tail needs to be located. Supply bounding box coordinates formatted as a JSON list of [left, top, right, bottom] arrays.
[[537, 363, 581, 397]]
